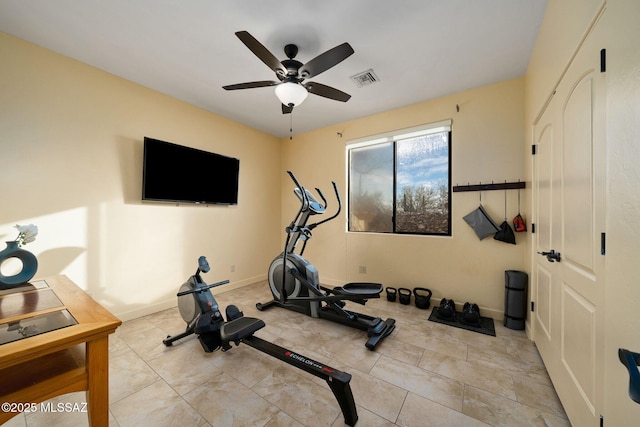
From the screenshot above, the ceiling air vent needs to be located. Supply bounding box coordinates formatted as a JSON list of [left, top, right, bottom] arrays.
[[350, 69, 379, 88]]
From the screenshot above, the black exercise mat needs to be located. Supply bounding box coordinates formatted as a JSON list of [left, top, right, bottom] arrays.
[[428, 307, 496, 337]]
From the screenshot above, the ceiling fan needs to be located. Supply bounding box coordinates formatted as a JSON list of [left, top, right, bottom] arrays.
[[223, 31, 354, 114]]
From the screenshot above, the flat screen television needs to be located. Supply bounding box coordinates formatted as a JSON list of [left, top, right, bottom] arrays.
[[142, 137, 239, 205]]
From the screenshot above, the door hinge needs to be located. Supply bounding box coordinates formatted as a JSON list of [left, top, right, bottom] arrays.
[[531, 223, 536, 234], [532, 144, 537, 155], [601, 232, 606, 255], [600, 49, 606, 72], [531, 301, 535, 312]]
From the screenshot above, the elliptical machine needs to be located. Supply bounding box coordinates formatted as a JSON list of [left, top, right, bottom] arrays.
[[257, 171, 396, 350]]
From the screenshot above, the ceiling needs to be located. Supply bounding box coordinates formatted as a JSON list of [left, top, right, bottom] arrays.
[[0, 0, 547, 138]]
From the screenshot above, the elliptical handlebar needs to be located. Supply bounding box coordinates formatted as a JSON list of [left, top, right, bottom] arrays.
[[286, 170, 342, 231], [314, 187, 328, 210], [309, 181, 342, 230], [286, 171, 307, 233]]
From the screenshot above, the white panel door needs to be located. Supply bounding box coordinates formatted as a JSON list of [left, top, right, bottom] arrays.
[[532, 9, 606, 427]]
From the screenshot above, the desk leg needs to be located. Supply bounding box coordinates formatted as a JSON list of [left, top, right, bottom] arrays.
[[86, 336, 109, 427]]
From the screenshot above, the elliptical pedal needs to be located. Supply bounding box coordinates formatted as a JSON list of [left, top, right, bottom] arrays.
[[365, 319, 396, 350], [367, 318, 386, 336]]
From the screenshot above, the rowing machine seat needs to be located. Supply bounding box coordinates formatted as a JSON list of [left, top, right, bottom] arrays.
[[220, 316, 265, 344]]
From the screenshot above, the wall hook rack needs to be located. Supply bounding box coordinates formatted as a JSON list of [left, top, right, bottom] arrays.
[[453, 181, 525, 193]]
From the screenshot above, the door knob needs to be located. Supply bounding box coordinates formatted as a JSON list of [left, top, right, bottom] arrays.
[[538, 249, 561, 262]]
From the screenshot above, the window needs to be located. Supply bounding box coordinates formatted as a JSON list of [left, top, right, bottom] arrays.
[[347, 120, 451, 235]]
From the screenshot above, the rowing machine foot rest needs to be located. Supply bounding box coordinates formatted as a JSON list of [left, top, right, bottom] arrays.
[[195, 315, 225, 353], [198, 333, 223, 353], [220, 317, 266, 344], [337, 282, 383, 295], [194, 312, 223, 335]]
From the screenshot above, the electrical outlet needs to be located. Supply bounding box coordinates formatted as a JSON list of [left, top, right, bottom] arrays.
[[230, 265, 235, 273], [359, 266, 367, 274]]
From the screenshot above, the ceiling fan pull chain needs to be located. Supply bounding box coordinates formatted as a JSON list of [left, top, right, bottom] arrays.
[[290, 109, 293, 140]]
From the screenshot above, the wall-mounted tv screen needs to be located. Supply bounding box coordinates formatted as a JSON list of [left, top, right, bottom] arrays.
[[142, 137, 239, 205]]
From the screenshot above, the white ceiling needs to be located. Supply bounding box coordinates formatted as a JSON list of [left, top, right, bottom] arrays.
[[0, 0, 547, 138]]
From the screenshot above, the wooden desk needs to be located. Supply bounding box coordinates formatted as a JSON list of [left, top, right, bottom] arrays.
[[0, 275, 121, 426]]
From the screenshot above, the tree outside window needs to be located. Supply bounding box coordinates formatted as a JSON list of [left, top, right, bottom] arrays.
[[348, 123, 451, 235]]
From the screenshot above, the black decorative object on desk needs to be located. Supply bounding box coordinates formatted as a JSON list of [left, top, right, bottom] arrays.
[[0, 241, 38, 289], [0, 224, 39, 289]]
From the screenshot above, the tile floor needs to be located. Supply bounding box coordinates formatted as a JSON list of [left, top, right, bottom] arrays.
[[4, 281, 570, 427]]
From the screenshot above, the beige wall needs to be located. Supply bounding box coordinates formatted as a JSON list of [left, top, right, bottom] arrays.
[[280, 77, 527, 319], [603, 0, 640, 424], [0, 32, 282, 320], [525, 0, 640, 424]]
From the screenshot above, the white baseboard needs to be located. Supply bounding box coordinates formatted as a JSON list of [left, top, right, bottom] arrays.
[[116, 299, 177, 322], [210, 273, 266, 296]]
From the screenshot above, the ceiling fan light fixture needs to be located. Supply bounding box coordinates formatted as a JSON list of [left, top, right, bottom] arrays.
[[275, 82, 308, 107]]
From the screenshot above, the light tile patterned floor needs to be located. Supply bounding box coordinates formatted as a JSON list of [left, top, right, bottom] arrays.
[[4, 281, 570, 426]]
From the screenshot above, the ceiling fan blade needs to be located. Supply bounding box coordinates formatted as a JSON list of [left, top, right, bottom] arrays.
[[222, 80, 279, 90], [304, 82, 351, 102], [282, 103, 293, 114], [235, 31, 286, 75], [298, 43, 354, 79]]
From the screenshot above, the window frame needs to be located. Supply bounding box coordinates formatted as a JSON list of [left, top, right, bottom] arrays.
[[346, 120, 452, 236]]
